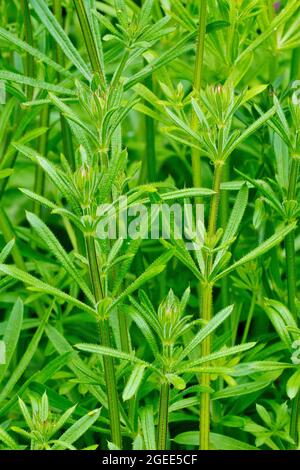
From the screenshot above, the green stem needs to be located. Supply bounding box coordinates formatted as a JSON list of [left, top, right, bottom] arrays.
[[191, 0, 207, 189], [85, 235, 122, 448], [200, 162, 223, 450], [20, 0, 34, 100], [286, 157, 299, 319], [54, 0, 75, 170], [220, 161, 230, 311], [241, 292, 256, 344], [33, 105, 50, 216], [200, 281, 212, 450], [145, 73, 156, 182], [157, 381, 170, 450], [286, 156, 299, 446]]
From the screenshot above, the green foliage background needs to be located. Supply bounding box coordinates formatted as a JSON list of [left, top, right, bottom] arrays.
[[0, 0, 299, 451]]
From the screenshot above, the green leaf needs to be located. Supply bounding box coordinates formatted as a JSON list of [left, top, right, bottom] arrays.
[[287, 369, 300, 400], [30, 0, 91, 81], [212, 379, 271, 400], [0, 239, 15, 263], [0, 26, 72, 78], [177, 305, 234, 362], [0, 304, 51, 406], [0, 299, 23, 383], [0, 426, 18, 449], [122, 364, 146, 401], [52, 409, 101, 450], [215, 222, 297, 282], [26, 212, 94, 304], [139, 406, 156, 450], [76, 343, 148, 366], [0, 264, 96, 317], [174, 431, 257, 450], [212, 184, 249, 272], [0, 71, 75, 96]]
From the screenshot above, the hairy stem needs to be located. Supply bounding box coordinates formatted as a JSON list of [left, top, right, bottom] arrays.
[[200, 162, 223, 450], [145, 73, 156, 182], [85, 235, 122, 448], [157, 381, 170, 450]]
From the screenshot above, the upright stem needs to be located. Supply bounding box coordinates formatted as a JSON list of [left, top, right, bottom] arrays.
[[191, 0, 207, 189], [157, 381, 170, 450], [286, 156, 299, 446], [220, 161, 230, 311], [20, 0, 34, 100], [54, 0, 75, 170], [145, 73, 156, 182], [85, 235, 122, 448], [286, 156, 299, 320], [33, 105, 50, 216], [200, 162, 223, 450]]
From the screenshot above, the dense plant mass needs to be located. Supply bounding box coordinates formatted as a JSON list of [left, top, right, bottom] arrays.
[[0, 0, 299, 451]]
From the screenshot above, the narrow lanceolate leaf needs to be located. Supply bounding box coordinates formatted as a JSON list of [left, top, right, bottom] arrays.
[[223, 106, 276, 159], [177, 305, 234, 363], [287, 369, 300, 400], [108, 265, 166, 312], [13, 144, 81, 216], [26, 212, 94, 304], [212, 379, 271, 400], [122, 364, 146, 401], [0, 426, 18, 449], [0, 304, 51, 405], [75, 344, 149, 366], [0, 299, 23, 383], [0, 71, 75, 96], [174, 431, 258, 449], [177, 343, 256, 373], [0, 264, 96, 317], [139, 406, 156, 450], [30, 0, 92, 80], [0, 239, 15, 263], [0, 27, 72, 78], [212, 184, 249, 272], [215, 222, 297, 282], [52, 409, 100, 450]]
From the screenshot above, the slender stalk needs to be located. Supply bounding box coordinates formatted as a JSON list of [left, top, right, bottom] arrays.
[[157, 381, 169, 450], [85, 235, 122, 448], [20, 0, 34, 100], [54, 0, 75, 170], [286, 156, 299, 320], [191, 0, 207, 189], [241, 292, 256, 344], [200, 162, 224, 450], [145, 73, 156, 182], [286, 156, 300, 446], [220, 161, 230, 311], [33, 105, 50, 216]]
